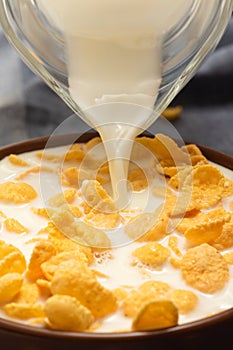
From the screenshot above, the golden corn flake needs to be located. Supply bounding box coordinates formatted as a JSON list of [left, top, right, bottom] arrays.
[[139, 213, 169, 242], [122, 290, 150, 318], [69, 205, 83, 218], [51, 265, 118, 318], [222, 178, 233, 197], [72, 220, 108, 250], [166, 289, 198, 314], [168, 166, 192, 191], [136, 134, 189, 164], [0, 273, 23, 303], [163, 189, 194, 217], [0, 210, 7, 218], [176, 205, 229, 234], [36, 151, 62, 162], [3, 303, 45, 320], [169, 257, 181, 269], [45, 294, 94, 332], [97, 162, 110, 175], [51, 207, 111, 249], [191, 165, 224, 208], [49, 188, 76, 207], [223, 252, 233, 264], [210, 213, 233, 250], [36, 279, 52, 297], [0, 244, 26, 277], [63, 167, 79, 187], [168, 236, 182, 257], [184, 218, 226, 245], [64, 144, 85, 162], [31, 207, 54, 219], [125, 210, 162, 241], [230, 201, 233, 211], [112, 288, 128, 302], [13, 282, 40, 304], [15, 166, 53, 180], [190, 155, 208, 166], [0, 240, 21, 259], [26, 240, 57, 280], [41, 250, 88, 281], [85, 210, 120, 229], [162, 106, 183, 121], [139, 280, 171, 296], [43, 222, 94, 263], [0, 181, 37, 203], [8, 154, 29, 167], [181, 144, 203, 157], [132, 300, 178, 331], [128, 168, 149, 191], [4, 218, 29, 234], [82, 180, 116, 213], [132, 242, 170, 269], [85, 136, 101, 150], [180, 243, 229, 293], [175, 210, 208, 234]]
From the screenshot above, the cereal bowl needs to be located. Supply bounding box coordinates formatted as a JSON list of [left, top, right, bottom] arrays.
[[0, 133, 233, 350]]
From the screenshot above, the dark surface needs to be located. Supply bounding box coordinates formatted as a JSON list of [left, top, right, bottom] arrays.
[[0, 17, 233, 156]]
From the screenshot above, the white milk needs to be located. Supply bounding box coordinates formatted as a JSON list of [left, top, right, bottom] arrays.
[[37, 0, 195, 206]]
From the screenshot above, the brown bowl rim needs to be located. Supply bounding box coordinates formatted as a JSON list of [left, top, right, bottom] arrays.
[[0, 132, 232, 341]]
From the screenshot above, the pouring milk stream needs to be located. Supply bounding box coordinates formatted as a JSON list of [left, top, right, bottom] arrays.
[[29, 0, 227, 209]]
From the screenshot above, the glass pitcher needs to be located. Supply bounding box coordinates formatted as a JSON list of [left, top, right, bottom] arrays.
[[0, 0, 232, 131]]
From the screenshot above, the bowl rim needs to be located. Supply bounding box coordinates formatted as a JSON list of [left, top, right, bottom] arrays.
[[0, 132, 232, 341]]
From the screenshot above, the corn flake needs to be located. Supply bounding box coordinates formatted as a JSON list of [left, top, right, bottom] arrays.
[[162, 106, 183, 120], [168, 236, 182, 257], [85, 137, 101, 150], [132, 300, 178, 331], [41, 250, 88, 280], [49, 188, 76, 207], [132, 242, 170, 269], [125, 210, 161, 241], [31, 207, 54, 219], [139, 280, 171, 296], [82, 180, 116, 213], [13, 282, 40, 304], [64, 144, 86, 162], [51, 264, 118, 318], [112, 288, 128, 302], [0, 273, 23, 303], [26, 241, 57, 280], [3, 303, 45, 320], [180, 243, 229, 293], [84, 210, 120, 229], [210, 216, 233, 250], [8, 154, 29, 167], [184, 218, 226, 245], [51, 207, 111, 249], [0, 250, 26, 277], [128, 168, 149, 191], [45, 294, 94, 331], [0, 181, 37, 203], [223, 252, 233, 264], [42, 222, 94, 263], [166, 289, 198, 314], [4, 218, 29, 234]]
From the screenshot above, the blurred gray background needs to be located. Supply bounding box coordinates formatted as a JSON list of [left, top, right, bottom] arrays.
[[0, 17, 233, 156]]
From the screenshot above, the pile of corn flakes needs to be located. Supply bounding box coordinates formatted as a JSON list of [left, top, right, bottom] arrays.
[[0, 133, 233, 333]]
